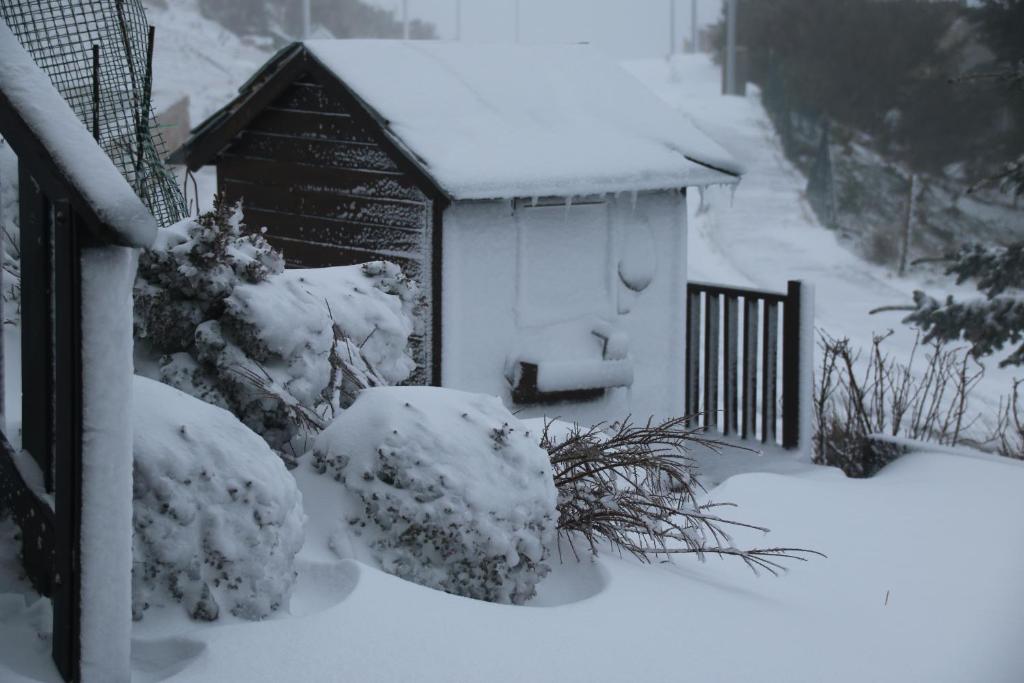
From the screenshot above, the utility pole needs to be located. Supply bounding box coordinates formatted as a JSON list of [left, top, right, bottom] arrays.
[[724, 0, 737, 94], [300, 0, 311, 39], [669, 0, 677, 57], [455, 0, 462, 41], [690, 0, 698, 53], [403, 0, 410, 40], [514, 0, 521, 43]]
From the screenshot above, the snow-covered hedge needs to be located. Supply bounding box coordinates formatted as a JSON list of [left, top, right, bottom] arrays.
[[135, 200, 420, 454], [311, 387, 557, 604], [131, 376, 305, 621]]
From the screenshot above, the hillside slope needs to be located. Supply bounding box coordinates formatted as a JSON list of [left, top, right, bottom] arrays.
[[624, 55, 1017, 420]]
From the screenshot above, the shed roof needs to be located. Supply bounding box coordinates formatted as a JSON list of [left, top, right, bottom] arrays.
[[182, 40, 742, 201], [0, 22, 157, 248]]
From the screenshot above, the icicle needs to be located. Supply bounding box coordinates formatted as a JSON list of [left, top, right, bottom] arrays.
[[530, 195, 539, 207], [629, 189, 638, 213], [728, 183, 738, 208], [697, 185, 706, 213], [564, 195, 574, 221]]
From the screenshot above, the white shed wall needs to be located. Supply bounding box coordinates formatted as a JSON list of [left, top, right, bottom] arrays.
[[441, 190, 688, 425]]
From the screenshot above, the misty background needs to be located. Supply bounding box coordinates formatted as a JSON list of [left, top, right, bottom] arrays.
[[157, 0, 1022, 270]]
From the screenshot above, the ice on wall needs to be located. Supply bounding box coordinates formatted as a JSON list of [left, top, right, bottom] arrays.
[[309, 386, 557, 604], [132, 376, 305, 622]]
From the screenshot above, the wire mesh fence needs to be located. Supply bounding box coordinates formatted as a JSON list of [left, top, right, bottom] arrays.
[[0, 0, 186, 226]]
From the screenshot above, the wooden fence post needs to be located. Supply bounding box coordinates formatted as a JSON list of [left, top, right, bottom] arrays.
[[782, 280, 813, 451]]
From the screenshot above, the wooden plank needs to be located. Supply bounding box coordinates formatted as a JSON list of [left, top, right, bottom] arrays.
[[687, 280, 787, 304], [742, 297, 759, 440], [685, 289, 702, 425], [50, 201, 82, 683], [272, 81, 351, 114], [228, 132, 400, 173], [239, 208, 425, 254], [762, 300, 779, 444], [429, 198, 443, 388], [0, 432, 57, 597], [248, 107, 378, 144], [782, 281, 802, 449], [183, 45, 310, 170], [405, 335, 429, 386], [303, 57, 451, 203], [265, 234, 424, 278], [218, 156, 426, 200], [18, 168, 53, 490], [222, 179, 429, 231], [723, 295, 739, 436], [703, 293, 720, 431], [0, 93, 127, 246]]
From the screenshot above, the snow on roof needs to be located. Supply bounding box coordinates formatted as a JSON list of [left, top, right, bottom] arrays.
[[303, 40, 742, 200], [0, 22, 156, 247]]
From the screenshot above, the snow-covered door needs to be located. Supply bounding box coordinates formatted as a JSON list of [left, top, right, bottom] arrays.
[[515, 200, 612, 327]]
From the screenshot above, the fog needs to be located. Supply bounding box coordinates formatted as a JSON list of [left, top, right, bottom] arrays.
[[361, 0, 724, 57]]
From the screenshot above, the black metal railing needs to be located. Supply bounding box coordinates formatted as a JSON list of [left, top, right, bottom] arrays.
[[686, 280, 808, 449]]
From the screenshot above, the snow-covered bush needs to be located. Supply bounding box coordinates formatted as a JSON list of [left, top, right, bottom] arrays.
[[135, 196, 284, 352], [135, 197, 420, 455], [311, 387, 557, 604], [132, 376, 305, 621]]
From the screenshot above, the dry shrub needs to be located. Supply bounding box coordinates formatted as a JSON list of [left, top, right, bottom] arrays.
[[990, 380, 1024, 460], [541, 417, 823, 576], [813, 330, 985, 476]]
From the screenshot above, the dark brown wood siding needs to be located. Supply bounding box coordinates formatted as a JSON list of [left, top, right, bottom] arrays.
[[217, 77, 435, 384]]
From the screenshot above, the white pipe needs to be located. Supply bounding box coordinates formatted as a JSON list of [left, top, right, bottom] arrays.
[[691, 0, 698, 53], [669, 0, 676, 57], [300, 0, 311, 39], [725, 0, 737, 94]]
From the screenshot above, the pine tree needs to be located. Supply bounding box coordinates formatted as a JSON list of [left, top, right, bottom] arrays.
[[906, 241, 1024, 366], [905, 36, 1023, 364]]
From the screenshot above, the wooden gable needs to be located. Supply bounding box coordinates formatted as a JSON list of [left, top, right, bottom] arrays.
[[183, 49, 446, 386]]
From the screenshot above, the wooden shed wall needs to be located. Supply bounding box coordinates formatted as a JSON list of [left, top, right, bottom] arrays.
[[216, 74, 435, 384]]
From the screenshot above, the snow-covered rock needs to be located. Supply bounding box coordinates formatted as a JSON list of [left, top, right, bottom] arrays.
[[131, 376, 305, 622], [310, 387, 557, 604]]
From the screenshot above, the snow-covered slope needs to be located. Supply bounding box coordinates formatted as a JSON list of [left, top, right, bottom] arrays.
[[623, 55, 1016, 419], [147, 0, 272, 124], [145, 0, 273, 211]]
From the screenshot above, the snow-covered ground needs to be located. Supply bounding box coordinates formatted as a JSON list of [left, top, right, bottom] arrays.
[[3, 443, 1022, 682]]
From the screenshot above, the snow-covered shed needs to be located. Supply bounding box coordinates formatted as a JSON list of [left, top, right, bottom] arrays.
[[177, 40, 742, 423]]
